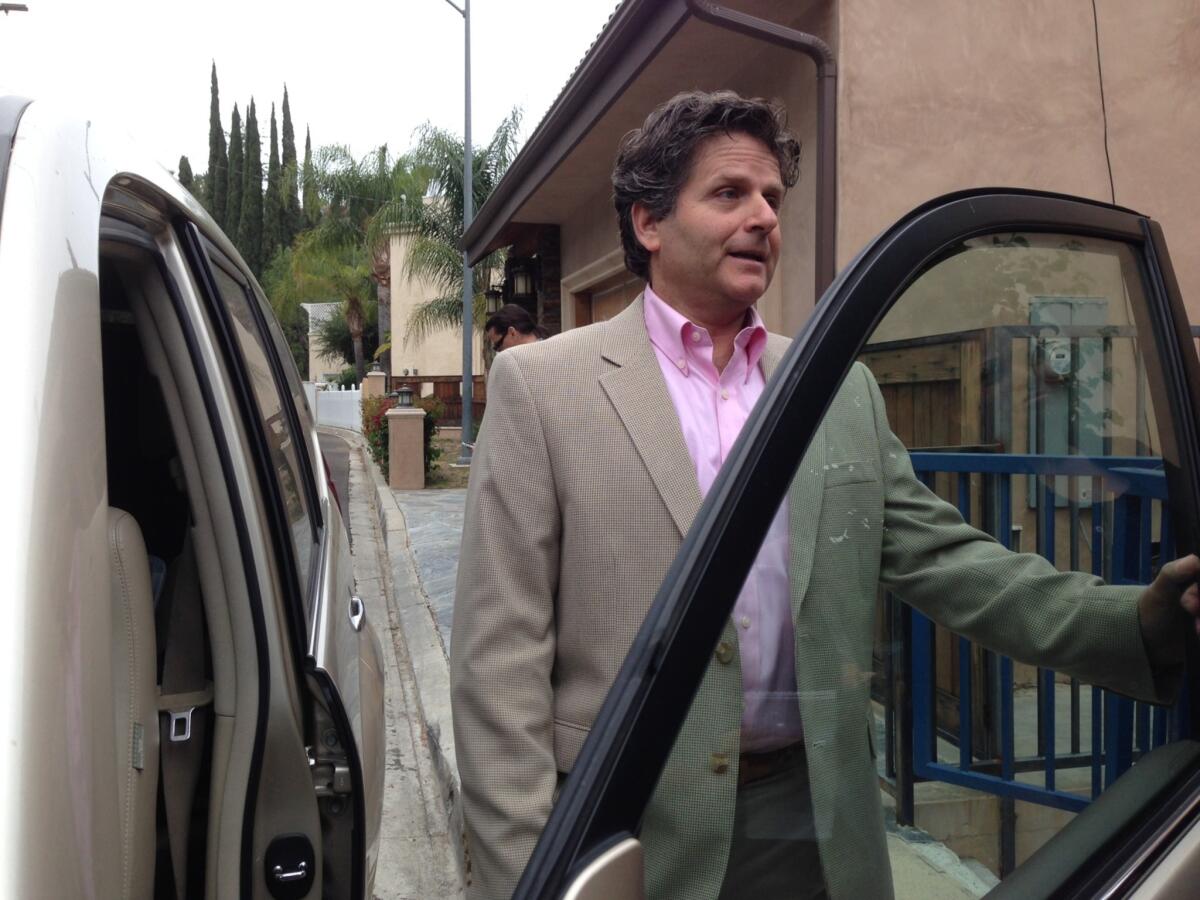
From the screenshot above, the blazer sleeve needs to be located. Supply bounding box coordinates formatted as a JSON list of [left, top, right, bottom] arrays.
[[858, 363, 1177, 705], [451, 351, 562, 898]]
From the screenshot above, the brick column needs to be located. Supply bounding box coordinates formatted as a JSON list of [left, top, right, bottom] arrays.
[[386, 407, 426, 490]]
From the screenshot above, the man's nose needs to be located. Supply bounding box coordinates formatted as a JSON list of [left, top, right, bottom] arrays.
[[745, 195, 779, 232]]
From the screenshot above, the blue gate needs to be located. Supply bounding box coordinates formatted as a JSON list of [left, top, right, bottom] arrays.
[[881, 451, 1191, 873]]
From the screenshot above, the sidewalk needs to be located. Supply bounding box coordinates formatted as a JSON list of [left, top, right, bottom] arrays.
[[325, 428, 463, 899], [362, 446, 995, 897]]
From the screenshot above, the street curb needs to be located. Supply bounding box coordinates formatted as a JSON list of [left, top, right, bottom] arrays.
[[327, 427, 466, 877]]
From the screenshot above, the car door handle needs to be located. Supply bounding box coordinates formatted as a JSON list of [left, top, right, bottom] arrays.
[[348, 595, 365, 631]]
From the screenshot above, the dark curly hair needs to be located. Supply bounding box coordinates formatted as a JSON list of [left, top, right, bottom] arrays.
[[611, 90, 801, 281]]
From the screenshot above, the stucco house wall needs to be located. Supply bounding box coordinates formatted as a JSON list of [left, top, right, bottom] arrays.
[[389, 233, 484, 379], [837, 0, 1200, 326], [499, 0, 1200, 337]]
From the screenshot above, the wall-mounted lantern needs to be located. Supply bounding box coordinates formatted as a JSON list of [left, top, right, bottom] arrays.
[[511, 262, 535, 300], [485, 287, 503, 314]]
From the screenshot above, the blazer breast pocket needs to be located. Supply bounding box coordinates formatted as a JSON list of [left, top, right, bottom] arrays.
[[823, 458, 876, 487]]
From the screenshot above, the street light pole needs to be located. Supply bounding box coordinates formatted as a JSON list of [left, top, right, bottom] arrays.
[[442, 0, 474, 464]]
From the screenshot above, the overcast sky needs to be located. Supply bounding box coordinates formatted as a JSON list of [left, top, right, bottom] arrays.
[[0, 0, 620, 174]]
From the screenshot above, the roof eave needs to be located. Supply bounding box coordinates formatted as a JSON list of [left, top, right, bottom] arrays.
[[462, 0, 692, 264]]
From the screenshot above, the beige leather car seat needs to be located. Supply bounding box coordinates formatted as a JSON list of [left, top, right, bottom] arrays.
[[108, 507, 159, 899]]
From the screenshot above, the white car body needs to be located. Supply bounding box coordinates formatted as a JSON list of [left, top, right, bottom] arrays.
[[0, 97, 385, 899]]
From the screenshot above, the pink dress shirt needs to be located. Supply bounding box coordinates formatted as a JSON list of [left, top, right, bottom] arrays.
[[643, 286, 803, 753]]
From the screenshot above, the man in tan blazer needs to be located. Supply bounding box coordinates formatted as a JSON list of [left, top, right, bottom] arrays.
[[450, 90, 1200, 899]]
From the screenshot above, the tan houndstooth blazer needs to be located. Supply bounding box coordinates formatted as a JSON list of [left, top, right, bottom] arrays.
[[450, 296, 1170, 900]]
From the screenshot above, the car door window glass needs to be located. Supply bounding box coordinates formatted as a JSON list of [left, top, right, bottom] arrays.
[[638, 232, 1189, 898], [250, 280, 321, 455], [207, 258, 317, 596]]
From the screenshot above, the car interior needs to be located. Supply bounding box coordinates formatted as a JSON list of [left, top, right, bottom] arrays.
[[101, 244, 220, 898], [97, 228, 287, 899]]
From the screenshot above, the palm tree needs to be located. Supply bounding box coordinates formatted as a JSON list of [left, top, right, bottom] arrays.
[[301, 144, 431, 375], [272, 235, 375, 382], [373, 108, 523, 347]]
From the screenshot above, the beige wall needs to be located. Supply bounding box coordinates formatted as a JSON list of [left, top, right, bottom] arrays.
[[838, 0, 1200, 323], [545, 0, 1200, 339], [1097, 0, 1200, 323], [389, 233, 483, 378]]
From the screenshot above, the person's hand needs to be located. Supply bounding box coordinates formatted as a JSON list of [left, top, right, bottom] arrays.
[[1138, 556, 1200, 660]]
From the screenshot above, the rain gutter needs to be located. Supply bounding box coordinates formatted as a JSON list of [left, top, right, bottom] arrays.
[[684, 0, 838, 298]]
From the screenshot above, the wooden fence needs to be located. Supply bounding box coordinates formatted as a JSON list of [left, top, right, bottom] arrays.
[[390, 375, 486, 428]]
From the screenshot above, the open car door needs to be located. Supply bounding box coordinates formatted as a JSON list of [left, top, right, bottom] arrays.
[[518, 189, 1200, 899]]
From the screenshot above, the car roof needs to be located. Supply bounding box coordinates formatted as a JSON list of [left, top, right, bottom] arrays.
[[2, 96, 254, 276]]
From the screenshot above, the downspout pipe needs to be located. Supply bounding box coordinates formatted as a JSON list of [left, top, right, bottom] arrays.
[[685, 0, 838, 299]]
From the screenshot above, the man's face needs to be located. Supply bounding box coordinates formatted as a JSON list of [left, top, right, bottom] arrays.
[[634, 132, 784, 321]]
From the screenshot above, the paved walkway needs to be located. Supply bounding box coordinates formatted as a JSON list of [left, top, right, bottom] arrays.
[[392, 489, 466, 649], [323, 430, 463, 899]]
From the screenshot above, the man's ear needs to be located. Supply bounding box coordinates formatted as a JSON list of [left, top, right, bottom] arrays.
[[630, 202, 662, 254]]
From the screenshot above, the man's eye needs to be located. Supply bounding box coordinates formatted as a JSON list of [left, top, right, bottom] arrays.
[[716, 188, 738, 200]]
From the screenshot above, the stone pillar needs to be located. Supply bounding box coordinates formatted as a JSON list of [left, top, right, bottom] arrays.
[[363, 370, 388, 400], [386, 407, 426, 490]]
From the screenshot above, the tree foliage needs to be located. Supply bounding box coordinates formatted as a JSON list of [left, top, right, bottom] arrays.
[[270, 234, 375, 381], [238, 99, 264, 276], [205, 62, 228, 225], [302, 126, 320, 228], [301, 144, 432, 375], [226, 104, 244, 238], [177, 155, 195, 192], [264, 103, 283, 264], [281, 85, 301, 246]]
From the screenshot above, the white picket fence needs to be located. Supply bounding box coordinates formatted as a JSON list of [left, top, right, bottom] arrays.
[[303, 382, 363, 433]]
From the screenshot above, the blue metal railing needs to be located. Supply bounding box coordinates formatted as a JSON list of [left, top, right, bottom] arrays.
[[899, 452, 1188, 819]]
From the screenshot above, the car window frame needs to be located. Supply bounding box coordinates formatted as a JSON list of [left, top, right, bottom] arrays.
[[100, 214, 280, 899], [516, 188, 1200, 898], [173, 218, 317, 674]]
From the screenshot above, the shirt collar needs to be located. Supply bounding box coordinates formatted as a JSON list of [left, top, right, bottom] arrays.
[[643, 284, 768, 382]]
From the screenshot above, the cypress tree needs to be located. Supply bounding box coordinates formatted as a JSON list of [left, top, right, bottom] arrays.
[[226, 104, 244, 243], [264, 103, 283, 264], [206, 62, 227, 225], [302, 126, 320, 228], [238, 98, 264, 275], [281, 85, 301, 244], [177, 155, 195, 191]]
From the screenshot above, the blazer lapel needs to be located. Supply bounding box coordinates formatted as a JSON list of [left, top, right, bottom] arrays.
[[761, 337, 826, 608], [598, 295, 702, 538]]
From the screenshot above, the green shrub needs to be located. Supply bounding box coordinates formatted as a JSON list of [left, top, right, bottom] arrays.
[[361, 395, 396, 474], [333, 366, 359, 390], [416, 396, 444, 476]]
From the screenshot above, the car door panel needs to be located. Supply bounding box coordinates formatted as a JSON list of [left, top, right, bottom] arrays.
[[519, 190, 1200, 898], [310, 493, 386, 893]]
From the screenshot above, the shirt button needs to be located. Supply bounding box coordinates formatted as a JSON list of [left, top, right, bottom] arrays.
[[714, 641, 734, 665], [690, 331, 702, 342], [720, 389, 729, 400], [740, 616, 751, 629], [710, 751, 730, 775], [676, 358, 686, 369]]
